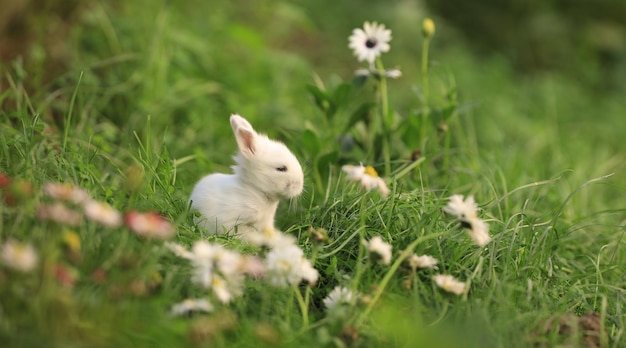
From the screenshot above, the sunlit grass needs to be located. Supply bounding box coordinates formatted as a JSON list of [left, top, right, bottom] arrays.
[[1, 1, 624, 347]]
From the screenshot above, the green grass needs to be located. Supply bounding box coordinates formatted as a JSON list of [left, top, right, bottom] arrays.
[[1, 1, 625, 347]]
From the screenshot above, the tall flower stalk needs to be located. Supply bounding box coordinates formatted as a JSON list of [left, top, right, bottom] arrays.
[[420, 18, 435, 148], [348, 21, 397, 175], [375, 57, 392, 175]]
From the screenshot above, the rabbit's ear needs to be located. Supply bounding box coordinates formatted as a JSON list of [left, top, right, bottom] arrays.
[[231, 114, 257, 158]]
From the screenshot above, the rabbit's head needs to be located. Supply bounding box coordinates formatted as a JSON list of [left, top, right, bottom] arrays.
[[230, 114, 304, 201]]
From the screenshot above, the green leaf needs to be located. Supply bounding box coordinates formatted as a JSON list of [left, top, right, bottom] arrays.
[[306, 85, 330, 113], [331, 83, 352, 109], [343, 102, 375, 133], [301, 129, 321, 157], [316, 150, 339, 176], [352, 74, 368, 88]]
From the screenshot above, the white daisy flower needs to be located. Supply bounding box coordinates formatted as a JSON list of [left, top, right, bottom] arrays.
[[354, 68, 402, 79], [170, 298, 213, 316], [83, 199, 122, 228], [433, 274, 467, 296], [165, 242, 193, 259], [323, 286, 358, 310], [42, 182, 90, 204], [211, 274, 237, 304], [242, 227, 296, 249], [186, 241, 219, 288], [342, 164, 366, 181], [298, 257, 319, 285], [367, 236, 392, 265], [190, 240, 216, 259], [348, 21, 392, 64], [239, 255, 266, 278], [355, 68, 370, 77], [443, 194, 479, 220], [265, 244, 318, 287], [36, 202, 82, 226], [212, 245, 246, 276], [443, 194, 491, 247], [1, 239, 38, 272], [170, 241, 246, 303], [384, 69, 402, 79], [465, 218, 491, 247], [407, 254, 438, 270], [125, 211, 175, 240], [342, 164, 390, 197]]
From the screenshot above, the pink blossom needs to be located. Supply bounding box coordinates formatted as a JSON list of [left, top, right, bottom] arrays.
[[125, 211, 175, 239]]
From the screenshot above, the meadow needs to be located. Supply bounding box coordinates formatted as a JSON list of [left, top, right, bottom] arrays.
[[1, 1, 625, 347]]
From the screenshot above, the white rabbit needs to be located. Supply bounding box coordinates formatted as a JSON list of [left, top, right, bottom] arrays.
[[189, 114, 304, 236]]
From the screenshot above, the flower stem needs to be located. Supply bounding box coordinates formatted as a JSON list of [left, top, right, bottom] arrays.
[[375, 58, 391, 175], [420, 37, 431, 149], [293, 284, 309, 327]]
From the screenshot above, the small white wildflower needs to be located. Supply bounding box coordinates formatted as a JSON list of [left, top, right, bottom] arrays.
[[265, 244, 318, 287], [170, 298, 213, 316], [42, 182, 90, 204], [443, 194, 478, 220], [83, 200, 122, 228], [1, 240, 38, 272], [466, 218, 491, 247], [433, 274, 467, 296], [367, 236, 392, 265], [165, 242, 193, 259], [190, 240, 215, 259], [243, 227, 296, 249], [323, 286, 358, 310], [171, 241, 246, 303], [36, 202, 82, 226], [354, 68, 402, 79], [239, 255, 266, 278], [360, 172, 390, 197], [443, 194, 491, 247], [408, 254, 438, 270], [342, 164, 366, 181], [298, 257, 319, 285], [348, 21, 392, 64], [187, 241, 218, 288], [211, 274, 235, 304], [384, 69, 402, 78], [212, 245, 245, 276], [355, 68, 370, 77], [342, 164, 390, 197], [125, 211, 175, 240]]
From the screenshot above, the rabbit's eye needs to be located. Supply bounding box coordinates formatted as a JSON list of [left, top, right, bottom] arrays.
[[276, 166, 288, 172]]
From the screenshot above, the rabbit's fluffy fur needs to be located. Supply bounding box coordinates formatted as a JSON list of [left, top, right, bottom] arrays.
[[189, 114, 304, 236]]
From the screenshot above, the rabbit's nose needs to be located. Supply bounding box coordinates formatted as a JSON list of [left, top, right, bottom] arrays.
[[288, 180, 304, 196]]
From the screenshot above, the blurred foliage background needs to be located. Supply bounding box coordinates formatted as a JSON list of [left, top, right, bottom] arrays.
[[427, 0, 626, 87], [3, 0, 624, 89], [1, 0, 625, 187]]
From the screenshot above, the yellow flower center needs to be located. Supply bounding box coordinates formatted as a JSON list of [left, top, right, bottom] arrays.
[[62, 231, 81, 252], [14, 245, 29, 258], [212, 276, 224, 288], [263, 228, 277, 238], [364, 166, 379, 177]]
